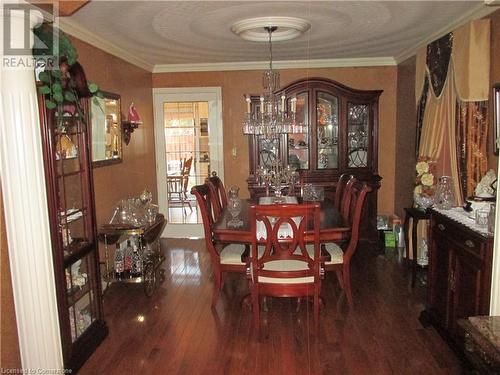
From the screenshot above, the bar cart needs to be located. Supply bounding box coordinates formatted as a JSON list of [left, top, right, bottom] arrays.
[[99, 214, 166, 296]]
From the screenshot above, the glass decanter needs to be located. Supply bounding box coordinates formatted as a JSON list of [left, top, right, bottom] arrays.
[[434, 176, 456, 210], [227, 186, 243, 227]]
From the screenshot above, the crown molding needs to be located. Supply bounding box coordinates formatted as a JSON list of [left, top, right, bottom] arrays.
[[152, 57, 396, 73], [394, 2, 498, 64], [58, 18, 154, 72]]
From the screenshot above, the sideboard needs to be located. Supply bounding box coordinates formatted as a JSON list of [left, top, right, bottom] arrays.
[[422, 208, 494, 346]]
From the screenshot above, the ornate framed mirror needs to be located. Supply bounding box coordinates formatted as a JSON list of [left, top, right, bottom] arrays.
[[91, 91, 122, 167]]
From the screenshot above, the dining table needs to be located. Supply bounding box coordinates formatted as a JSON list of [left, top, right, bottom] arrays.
[[212, 196, 351, 244]]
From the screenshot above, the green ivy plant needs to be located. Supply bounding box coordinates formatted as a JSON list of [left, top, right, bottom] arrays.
[[33, 23, 102, 119]]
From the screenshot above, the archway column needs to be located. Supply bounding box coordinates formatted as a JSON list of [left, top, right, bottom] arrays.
[[0, 1, 63, 370]]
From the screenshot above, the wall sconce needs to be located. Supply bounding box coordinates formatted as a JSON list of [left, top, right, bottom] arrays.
[[122, 102, 142, 145]]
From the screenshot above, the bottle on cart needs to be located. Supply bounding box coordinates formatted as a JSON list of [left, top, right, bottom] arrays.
[[114, 243, 124, 280], [124, 239, 134, 278], [131, 243, 142, 277]]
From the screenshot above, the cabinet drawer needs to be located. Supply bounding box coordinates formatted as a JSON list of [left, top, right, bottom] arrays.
[[431, 217, 483, 259]]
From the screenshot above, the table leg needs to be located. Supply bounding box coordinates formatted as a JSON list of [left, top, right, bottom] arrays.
[[412, 217, 419, 287], [403, 212, 410, 262]]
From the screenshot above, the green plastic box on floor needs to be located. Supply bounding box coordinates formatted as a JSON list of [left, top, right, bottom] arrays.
[[384, 231, 397, 247]]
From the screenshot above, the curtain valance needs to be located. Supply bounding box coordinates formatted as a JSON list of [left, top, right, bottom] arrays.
[[415, 19, 490, 103]]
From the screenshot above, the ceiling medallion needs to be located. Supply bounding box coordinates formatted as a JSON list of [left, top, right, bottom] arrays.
[[231, 16, 310, 42]]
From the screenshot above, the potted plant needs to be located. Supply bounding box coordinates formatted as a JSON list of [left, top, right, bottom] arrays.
[[33, 23, 101, 122]]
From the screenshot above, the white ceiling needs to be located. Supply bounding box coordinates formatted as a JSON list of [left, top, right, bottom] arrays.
[[61, 1, 497, 72]]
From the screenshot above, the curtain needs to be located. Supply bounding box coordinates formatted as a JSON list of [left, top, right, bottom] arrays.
[[456, 101, 489, 198], [409, 19, 490, 261]]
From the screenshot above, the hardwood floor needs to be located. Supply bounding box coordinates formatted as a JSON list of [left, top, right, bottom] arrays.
[[80, 240, 463, 375]]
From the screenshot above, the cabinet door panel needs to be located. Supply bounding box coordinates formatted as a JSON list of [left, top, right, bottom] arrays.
[[347, 103, 369, 168], [431, 234, 453, 327], [259, 138, 279, 168], [316, 92, 339, 169], [451, 252, 483, 334], [287, 92, 309, 170]]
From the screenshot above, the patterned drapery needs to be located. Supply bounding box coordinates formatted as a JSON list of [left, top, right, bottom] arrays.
[[456, 101, 489, 198], [416, 76, 429, 156], [426, 33, 453, 98]]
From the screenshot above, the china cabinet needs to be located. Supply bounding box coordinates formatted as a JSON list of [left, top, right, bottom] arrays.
[[38, 95, 107, 372], [246, 77, 382, 241], [422, 210, 494, 346]]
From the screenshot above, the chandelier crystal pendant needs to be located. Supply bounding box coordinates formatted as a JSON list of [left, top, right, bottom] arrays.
[[242, 26, 306, 138]]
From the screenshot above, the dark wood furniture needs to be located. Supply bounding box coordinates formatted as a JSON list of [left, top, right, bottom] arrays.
[[320, 180, 372, 306], [334, 173, 353, 213], [246, 77, 382, 242], [403, 207, 431, 286], [213, 198, 350, 244], [38, 96, 107, 372], [458, 317, 500, 374], [206, 173, 228, 221], [191, 184, 248, 307], [422, 210, 494, 346], [249, 203, 322, 334]]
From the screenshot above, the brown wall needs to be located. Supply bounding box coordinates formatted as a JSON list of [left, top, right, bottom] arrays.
[[488, 9, 500, 170], [0, 192, 21, 369], [70, 37, 156, 229], [394, 57, 417, 218], [153, 66, 398, 214]]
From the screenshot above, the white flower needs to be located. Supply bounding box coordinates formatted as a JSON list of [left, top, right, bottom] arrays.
[[421, 173, 434, 187], [414, 185, 423, 195], [416, 161, 429, 175]]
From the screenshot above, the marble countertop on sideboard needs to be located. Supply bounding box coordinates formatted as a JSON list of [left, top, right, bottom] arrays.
[[469, 316, 500, 351]]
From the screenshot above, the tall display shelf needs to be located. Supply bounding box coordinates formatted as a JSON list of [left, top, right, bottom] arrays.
[[38, 95, 107, 372]]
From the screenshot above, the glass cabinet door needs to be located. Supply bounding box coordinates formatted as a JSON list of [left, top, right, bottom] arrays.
[[287, 92, 309, 170], [316, 92, 339, 169], [65, 252, 99, 342], [258, 138, 279, 169], [347, 103, 369, 168], [54, 105, 94, 261]]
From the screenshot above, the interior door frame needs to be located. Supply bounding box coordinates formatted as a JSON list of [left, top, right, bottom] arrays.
[[153, 87, 224, 238]]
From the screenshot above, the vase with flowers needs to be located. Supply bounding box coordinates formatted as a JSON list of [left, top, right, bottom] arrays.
[[413, 157, 436, 209]]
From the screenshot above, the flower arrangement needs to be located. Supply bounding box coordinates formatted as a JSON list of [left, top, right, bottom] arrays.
[[414, 157, 436, 208]]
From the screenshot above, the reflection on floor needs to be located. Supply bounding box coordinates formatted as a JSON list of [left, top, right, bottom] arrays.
[[167, 201, 201, 224], [80, 239, 463, 375]]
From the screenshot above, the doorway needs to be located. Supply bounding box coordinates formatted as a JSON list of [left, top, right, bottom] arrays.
[[153, 87, 224, 238]]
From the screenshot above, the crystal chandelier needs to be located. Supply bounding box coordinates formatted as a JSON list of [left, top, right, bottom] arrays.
[[242, 26, 306, 138]]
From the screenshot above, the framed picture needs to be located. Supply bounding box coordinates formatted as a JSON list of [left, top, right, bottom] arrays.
[[494, 84, 500, 155]]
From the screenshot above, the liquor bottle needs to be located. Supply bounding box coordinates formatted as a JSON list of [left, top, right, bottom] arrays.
[[124, 239, 134, 278], [131, 244, 142, 277], [114, 243, 124, 280]]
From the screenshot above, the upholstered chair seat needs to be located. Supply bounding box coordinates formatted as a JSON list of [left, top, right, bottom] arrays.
[[257, 260, 314, 284], [218, 243, 247, 265]]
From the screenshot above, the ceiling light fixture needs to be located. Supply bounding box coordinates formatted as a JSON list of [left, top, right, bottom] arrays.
[[240, 24, 307, 138]]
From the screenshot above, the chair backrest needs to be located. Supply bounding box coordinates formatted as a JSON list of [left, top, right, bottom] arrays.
[[334, 173, 354, 211], [182, 156, 193, 192], [191, 184, 219, 260], [250, 203, 321, 284], [342, 180, 372, 262], [339, 176, 358, 221], [206, 174, 227, 221]]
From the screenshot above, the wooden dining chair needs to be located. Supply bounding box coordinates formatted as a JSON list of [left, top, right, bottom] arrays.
[[248, 203, 322, 334], [206, 172, 227, 221], [334, 173, 354, 213], [167, 156, 193, 212], [191, 184, 247, 308], [316, 180, 372, 307]]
